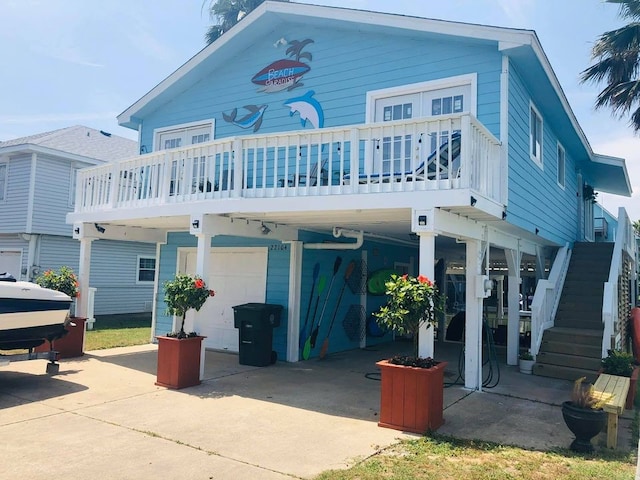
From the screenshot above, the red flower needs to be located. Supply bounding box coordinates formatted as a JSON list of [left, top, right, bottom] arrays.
[[194, 279, 205, 289], [417, 275, 432, 286], [402, 274, 408, 280]]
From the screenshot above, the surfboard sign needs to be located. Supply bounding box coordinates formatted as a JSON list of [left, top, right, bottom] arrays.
[[251, 59, 310, 93]]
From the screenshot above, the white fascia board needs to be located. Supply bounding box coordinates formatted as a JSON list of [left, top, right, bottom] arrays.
[[118, 0, 534, 127], [0, 144, 104, 166], [593, 153, 632, 196], [192, 213, 299, 241], [72, 222, 167, 243]]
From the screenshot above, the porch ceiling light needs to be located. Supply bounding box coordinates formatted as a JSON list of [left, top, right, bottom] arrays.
[[470, 196, 477, 207], [261, 223, 271, 235], [94, 223, 106, 234]]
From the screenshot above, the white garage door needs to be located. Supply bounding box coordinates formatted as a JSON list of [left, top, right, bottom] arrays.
[[180, 247, 268, 352], [0, 251, 22, 279]]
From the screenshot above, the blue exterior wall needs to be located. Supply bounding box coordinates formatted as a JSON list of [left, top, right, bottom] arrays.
[[506, 61, 581, 245], [138, 24, 502, 152]]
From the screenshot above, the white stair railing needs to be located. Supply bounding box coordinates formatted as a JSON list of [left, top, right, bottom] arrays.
[[530, 243, 571, 356], [602, 207, 635, 356]]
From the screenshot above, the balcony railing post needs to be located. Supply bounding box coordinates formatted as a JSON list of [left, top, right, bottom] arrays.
[[231, 137, 242, 198], [108, 164, 119, 208], [460, 115, 472, 190], [349, 128, 359, 194]]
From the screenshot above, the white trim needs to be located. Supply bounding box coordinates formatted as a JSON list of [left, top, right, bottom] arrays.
[[150, 241, 163, 343], [365, 73, 477, 123], [0, 144, 104, 166], [0, 158, 8, 203], [556, 142, 566, 190], [152, 119, 215, 152], [529, 102, 543, 170], [287, 241, 303, 362], [500, 55, 510, 205], [68, 164, 79, 208], [136, 254, 157, 285], [26, 153, 37, 232]]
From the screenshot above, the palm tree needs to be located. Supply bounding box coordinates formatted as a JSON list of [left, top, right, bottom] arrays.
[[204, 0, 289, 45], [581, 0, 640, 132]]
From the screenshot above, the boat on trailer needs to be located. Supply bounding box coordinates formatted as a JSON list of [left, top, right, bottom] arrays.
[[0, 273, 72, 350]]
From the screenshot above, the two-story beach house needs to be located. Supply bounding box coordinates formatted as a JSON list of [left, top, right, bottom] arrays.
[[0, 126, 157, 321], [67, 3, 634, 389]]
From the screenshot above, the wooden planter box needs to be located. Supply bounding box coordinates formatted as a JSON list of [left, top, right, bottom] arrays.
[[34, 317, 86, 359], [155, 336, 205, 389], [376, 359, 447, 434]]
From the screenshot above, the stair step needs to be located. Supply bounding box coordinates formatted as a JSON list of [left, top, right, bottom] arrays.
[[554, 319, 603, 330], [542, 327, 603, 347], [539, 340, 602, 357], [532, 363, 599, 383], [536, 351, 602, 370]]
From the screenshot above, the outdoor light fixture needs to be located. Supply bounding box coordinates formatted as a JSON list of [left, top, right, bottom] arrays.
[[261, 223, 271, 235], [74, 227, 80, 234], [535, 228, 540, 235], [470, 196, 477, 207], [502, 211, 507, 220], [192, 219, 200, 229], [418, 215, 427, 226], [94, 223, 105, 234]]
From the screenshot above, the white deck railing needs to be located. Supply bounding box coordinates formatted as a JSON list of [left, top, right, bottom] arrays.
[[75, 114, 503, 213], [602, 208, 636, 357], [530, 243, 571, 356]]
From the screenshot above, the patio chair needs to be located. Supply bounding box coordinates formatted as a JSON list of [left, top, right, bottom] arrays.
[[279, 157, 328, 187], [342, 132, 461, 185]]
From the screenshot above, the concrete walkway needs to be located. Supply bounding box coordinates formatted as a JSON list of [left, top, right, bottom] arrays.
[[0, 342, 635, 479]]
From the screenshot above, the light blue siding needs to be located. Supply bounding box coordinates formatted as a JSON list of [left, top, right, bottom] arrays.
[[138, 26, 502, 152], [507, 62, 580, 245], [37, 235, 156, 315], [0, 155, 30, 233]]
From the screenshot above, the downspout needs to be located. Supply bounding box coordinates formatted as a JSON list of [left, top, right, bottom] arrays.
[[303, 227, 363, 250]]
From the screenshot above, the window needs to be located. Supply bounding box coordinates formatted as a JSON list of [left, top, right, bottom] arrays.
[[530, 104, 543, 167], [153, 120, 214, 152], [137, 256, 156, 283], [557, 143, 565, 188], [0, 163, 6, 201], [69, 166, 78, 206]]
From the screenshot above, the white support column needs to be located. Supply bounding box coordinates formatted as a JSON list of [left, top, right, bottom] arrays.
[[505, 248, 522, 365], [465, 239, 484, 390], [418, 232, 436, 359], [495, 276, 505, 323], [194, 232, 212, 382], [77, 238, 94, 318], [287, 241, 303, 362]]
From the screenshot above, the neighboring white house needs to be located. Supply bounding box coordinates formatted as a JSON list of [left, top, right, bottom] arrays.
[[0, 126, 157, 315], [67, 3, 634, 389]]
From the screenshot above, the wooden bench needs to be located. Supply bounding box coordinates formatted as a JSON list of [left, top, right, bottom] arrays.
[[592, 373, 630, 449]]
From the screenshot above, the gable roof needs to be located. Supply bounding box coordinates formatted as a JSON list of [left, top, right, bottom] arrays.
[[117, 1, 631, 197], [0, 125, 137, 163]]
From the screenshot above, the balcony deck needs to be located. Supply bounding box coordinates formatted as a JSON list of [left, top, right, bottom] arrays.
[[74, 114, 503, 221]]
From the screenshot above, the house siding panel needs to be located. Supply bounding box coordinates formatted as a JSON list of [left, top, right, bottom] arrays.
[[38, 235, 156, 315], [507, 62, 579, 245], [0, 155, 30, 233], [32, 155, 79, 236], [139, 26, 503, 151]]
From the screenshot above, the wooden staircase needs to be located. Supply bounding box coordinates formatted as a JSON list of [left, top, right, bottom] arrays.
[[532, 242, 613, 382]]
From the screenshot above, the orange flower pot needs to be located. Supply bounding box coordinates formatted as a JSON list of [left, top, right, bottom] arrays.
[[155, 335, 205, 389], [34, 317, 86, 359], [376, 359, 447, 433]]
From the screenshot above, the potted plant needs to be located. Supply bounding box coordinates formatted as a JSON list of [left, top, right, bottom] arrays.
[[518, 351, 535, 374], [155, 273, 215, 389], [34, 266, 85, 358], [373, 273, 447, 433], [561, 377, 607, 452], [601, 349, 638, 409]]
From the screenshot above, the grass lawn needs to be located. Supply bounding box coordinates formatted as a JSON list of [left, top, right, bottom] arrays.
[[84, 314, 152, 351], [314, 434, 636, 480]]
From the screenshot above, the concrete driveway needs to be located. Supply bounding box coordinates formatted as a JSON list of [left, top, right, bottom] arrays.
[[0, 342, 634, 479]]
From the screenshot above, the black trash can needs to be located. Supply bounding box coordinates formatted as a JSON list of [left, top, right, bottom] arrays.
[[233, 303, 283, 367]]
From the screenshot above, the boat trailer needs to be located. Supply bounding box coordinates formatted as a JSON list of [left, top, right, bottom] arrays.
[[0, 349, 61, 374]]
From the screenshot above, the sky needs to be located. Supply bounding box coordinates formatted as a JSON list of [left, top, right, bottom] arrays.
[[1, 0, 638, 219]]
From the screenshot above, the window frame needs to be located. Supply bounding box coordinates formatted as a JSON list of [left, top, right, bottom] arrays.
[[556, 142, 565, 189], [152, 119, 215, 152], [529, 103, 543, 169], [136, 255, 157, 285], [0, 162, 6, 202], [68, 165, 79, 207]]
